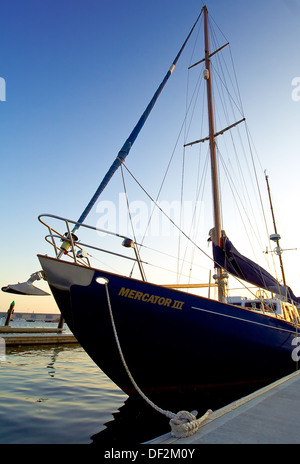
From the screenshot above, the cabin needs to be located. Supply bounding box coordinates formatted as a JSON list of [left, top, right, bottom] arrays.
[[227, 297, 300, 324]]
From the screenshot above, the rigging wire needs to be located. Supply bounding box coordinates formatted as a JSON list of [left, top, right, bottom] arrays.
[[206, 14, 282, 289], [113, 9, 284, 300], [127, 34, 206, 280], [118, 160, 265, 301], [119, 163, 147, 281], [244, 123, 281, 283]]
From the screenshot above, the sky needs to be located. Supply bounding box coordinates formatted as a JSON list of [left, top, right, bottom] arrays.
[[1, 0, 300, 314]]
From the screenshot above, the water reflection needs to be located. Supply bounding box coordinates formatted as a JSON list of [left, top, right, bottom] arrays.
[[1, 338, 276, 444], [46, 348, 60, 377], [91, 395, 170, 445], [90, 388, 231, 445], [6, 344, 74, 357], [1, 343, 127, 443], [5, 343, 172, 444], [90, 378, 277, 445]]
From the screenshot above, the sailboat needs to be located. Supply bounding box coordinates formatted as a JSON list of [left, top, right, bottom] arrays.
[[4, 6, 300, 411]]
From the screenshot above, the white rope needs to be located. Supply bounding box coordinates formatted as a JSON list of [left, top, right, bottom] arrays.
[[103, 281, 212, 438]]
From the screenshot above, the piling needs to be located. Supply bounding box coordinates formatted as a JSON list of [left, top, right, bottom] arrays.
[[4, 301, 15, 326]]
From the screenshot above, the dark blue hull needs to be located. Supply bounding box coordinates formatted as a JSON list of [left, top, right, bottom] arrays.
[[38, 255, 299, 410]]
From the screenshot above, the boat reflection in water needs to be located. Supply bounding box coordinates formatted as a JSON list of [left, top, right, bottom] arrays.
[[91, 376, 276, 445]]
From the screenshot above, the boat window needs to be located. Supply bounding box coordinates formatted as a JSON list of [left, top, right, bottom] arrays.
[[244, 301, 276, 313], [263, 302, 276, 313], [245, 302, 259, 309], [245, 302, 262, 310]]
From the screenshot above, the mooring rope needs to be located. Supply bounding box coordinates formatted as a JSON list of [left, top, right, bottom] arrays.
[[103, 280, 212, 438]]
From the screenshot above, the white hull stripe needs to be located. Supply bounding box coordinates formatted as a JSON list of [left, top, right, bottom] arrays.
[[191, 306, 296, 335]]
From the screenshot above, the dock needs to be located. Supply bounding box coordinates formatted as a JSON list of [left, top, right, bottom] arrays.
[[0, 327, 78, 346], [0, 327, 64, 334], [2, 334, 78, 346], [147, 370, 300, 444]]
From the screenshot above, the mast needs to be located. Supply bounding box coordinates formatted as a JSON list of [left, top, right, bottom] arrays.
[[203, 6, 225, 301], [265, 172, 287, 286]]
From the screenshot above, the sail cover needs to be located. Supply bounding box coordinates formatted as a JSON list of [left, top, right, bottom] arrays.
[[213, 235, 300, 305]]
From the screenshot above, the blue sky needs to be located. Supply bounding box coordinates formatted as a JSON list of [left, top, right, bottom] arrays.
[[1, 0, 300, 313]]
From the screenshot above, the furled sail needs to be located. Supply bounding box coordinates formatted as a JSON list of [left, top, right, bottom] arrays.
[[213, 235, 300, 305]]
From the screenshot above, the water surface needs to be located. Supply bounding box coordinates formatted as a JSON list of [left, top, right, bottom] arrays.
[[0, 343, 128, 444], [0, 319, 171, 444]]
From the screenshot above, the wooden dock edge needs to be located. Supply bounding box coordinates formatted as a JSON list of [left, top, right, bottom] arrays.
[[0, 327, 64, 334], [2, 334, 78, 346]]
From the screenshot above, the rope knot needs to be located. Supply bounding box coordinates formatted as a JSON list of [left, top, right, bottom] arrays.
[[169, 409, 212, 438]]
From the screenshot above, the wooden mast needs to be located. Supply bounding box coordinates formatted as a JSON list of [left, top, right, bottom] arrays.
[[203, 6, 225, 301]]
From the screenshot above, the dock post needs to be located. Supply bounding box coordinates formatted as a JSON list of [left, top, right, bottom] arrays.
[[57, 315, 64, 329], [4, 301, 15, 326]]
